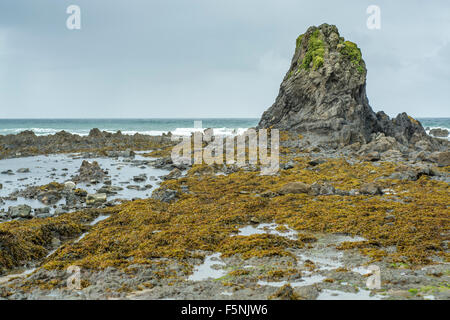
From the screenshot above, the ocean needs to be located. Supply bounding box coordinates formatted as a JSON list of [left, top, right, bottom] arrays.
[[0, 118, 449, 138]]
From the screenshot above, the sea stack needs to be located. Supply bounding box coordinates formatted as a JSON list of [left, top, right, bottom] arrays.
[[258, 24, 441, 152]]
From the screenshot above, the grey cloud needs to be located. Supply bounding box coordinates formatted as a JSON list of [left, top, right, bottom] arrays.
[[0, 0, 449, 118]]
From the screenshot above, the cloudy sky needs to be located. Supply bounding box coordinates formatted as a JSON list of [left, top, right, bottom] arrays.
[[0, 0, 449, 118]]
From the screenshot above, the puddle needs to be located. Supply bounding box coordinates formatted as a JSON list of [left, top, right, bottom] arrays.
[[0, 268, 36, 285], [188, 253, 226, 281], [0, 153, 170, 215], [257, 274, 326, 288], [297, 252, 344, 270], [237, 223, 298, 240], [90, 215, 110, 226], [75, 232, 88, 243], [317, 289, 383, 300]]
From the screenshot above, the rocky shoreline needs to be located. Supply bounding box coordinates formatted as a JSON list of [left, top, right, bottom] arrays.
[[0, 24, 448, 300]]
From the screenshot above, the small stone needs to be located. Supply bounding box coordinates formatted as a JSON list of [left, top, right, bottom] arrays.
[[64, 181, 76, 190], [359, 183, 383, 195], [279, 182, 311, 195], [8, 205, 32, 218], [86, 193, 107, 205]]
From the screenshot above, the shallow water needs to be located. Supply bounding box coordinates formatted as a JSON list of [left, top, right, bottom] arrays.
[[188, 253, 227, 281], [0, 152, 170, 215], [317, 289, 383, 300]]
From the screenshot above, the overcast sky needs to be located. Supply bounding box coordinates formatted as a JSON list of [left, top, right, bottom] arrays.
[[0, 0, 449, 118]]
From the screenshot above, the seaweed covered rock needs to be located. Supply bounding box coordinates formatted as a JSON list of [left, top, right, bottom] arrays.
[[257, 24, 441, 151], [73, 160, 107, 183]]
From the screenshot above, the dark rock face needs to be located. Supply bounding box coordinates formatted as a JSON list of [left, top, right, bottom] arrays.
[[257, 24, 440, 151], [429, 128, 449, 138]]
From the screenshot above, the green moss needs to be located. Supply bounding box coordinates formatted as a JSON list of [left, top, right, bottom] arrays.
[[300, 30, 325, 71], [339, 41, 365, 74]]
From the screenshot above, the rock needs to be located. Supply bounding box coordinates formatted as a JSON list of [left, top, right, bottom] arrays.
[[54, 208, 66, 215], [0, 183, 2, 190], [8, 205, 32, 218], [97, 185, 123, 195], [359, 183, 382, 195], [64, 181, 76, 190], [73, 161, 107, 183], [257, 24, 434, 150], [429, 128, 449, 138], [106, 150, 135, 158], [86, 193, 107, 205], [34, 207, 51, 217], [133, 174, 147, 182], [279, 182, 311, 195], [269, 284, 299, 300], [162, 168, 182, 180], [1, 169, 14, 175], [151, 188, 178, 203], [308, 159, 326, 166], [430, 151, 450, 167], [16, 168, 30, 173], [363, 151, 380, 162], [310, 182, 335, 196]]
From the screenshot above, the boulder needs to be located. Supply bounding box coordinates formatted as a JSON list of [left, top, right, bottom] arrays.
[[64, 181, 76, 190], [8, 205, 32, 218], [86, 193, 107, 205], [429, 128, 449, 138], [279, 182, 311, 195], [359, 183, 382, 195]]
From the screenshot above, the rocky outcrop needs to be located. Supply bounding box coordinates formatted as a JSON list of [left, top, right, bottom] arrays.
[[73, 161, 107, 183], [429, 128, 449, 138], [257, 24, 445, 152]]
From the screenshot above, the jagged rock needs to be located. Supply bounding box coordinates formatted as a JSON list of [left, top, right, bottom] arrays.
[[16, 168, 30, 173], [8, 205, 32, 218], [279, 182, 311, 195], [429, 128, 449, 138], [73, 161, 106, 183], [162, 168, 182, 180], [257, 24, 440, 151]]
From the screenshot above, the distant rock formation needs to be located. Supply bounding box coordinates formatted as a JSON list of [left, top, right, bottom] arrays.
[[258, 24, 443, 152]]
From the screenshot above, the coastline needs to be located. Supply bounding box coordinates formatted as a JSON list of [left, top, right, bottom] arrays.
[[0, 128, 449, 300]]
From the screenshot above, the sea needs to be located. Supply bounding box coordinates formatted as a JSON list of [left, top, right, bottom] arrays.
[[0, 118, 449, 138]]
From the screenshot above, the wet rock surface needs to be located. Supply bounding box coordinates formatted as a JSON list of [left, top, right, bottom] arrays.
[[257, 24, 448, 154]]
